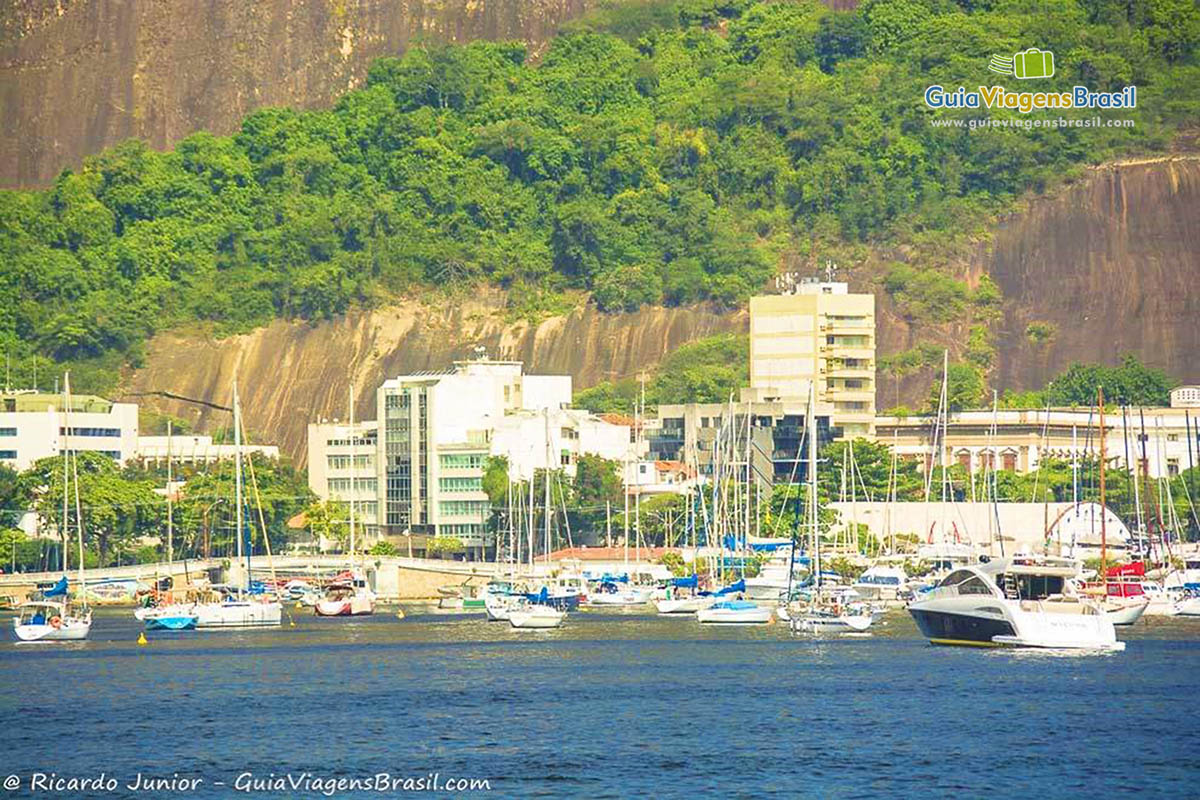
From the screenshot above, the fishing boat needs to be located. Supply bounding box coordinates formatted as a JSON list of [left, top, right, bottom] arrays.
[[508, 599, 566, 629], [314, 573, 376, 617], [908, 556, 1124, 650], [696, 599, 772, 624]]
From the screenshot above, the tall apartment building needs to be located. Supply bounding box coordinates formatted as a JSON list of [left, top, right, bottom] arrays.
[[306, 421, 380, 543], [749, 280, 876, 437]]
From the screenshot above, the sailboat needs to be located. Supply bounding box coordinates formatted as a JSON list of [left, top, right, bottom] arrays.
[[14, 374, 92, 642], [315, 384, 376, 617], [146, 382, 282, 628], [791, 384, 874, 635]]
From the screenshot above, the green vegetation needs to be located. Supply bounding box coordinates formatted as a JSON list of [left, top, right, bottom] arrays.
[[575, 332, 747, 412], [1, 0, 1196, 392]]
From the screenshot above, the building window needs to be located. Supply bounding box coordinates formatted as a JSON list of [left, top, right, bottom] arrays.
[[1167, 434, 1179, 442], [1002, 452, 1017, 471], [0, 428, 15, 437], [0, 450, 15, 459], [1168, 459, 1180, 477], [327, 454, 373, 470], [440, 500, 489, 517], [439, 477, 483, 493], [60, 427, 120, 437], [439, 453, 484, 470]]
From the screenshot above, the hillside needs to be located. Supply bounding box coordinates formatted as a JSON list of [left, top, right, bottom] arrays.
[[0, 0, 593, 188], [122, 156, 1200, 462]]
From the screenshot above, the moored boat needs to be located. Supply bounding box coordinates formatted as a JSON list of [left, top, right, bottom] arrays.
[[696, 600, 772, 624], [508, 600, 566, 629], [13, 597, 92, 642], [908, 557, 1124, 651], [314, 574, 376, 617]]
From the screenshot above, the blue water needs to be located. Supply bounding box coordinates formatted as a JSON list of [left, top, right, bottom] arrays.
[[1, 608, 1198, 799]]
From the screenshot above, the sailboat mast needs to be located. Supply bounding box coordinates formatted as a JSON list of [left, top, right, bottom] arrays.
[[65, 372, 85, 599], [1098, 386, 1107, 575], [348, 382, 356, 558], [166, 419, 173, 565], [808, 383, 819, 593], [61, 375, 70, 574], [234, 381, 245, 579], [543, 407, 551, 564]]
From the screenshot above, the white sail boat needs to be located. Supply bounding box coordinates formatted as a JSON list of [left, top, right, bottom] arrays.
[[315, 383, 376, 617], [791, 384, 874, 635], [149, 382, 282, 628], [14, 373, 92, 643]]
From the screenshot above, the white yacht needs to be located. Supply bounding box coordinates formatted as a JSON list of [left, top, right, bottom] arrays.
[[13, 597, 92, 642], [908, 556, 1124, 651], [508, 599, 566, 629]]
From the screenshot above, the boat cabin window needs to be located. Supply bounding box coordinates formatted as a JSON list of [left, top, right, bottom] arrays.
[[938, 569, 976, 588], [958, 576, 994, 595], [1017, 575, 1064, 599]]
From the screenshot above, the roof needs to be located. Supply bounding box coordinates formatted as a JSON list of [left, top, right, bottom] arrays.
[[0, 392, 115, 414]]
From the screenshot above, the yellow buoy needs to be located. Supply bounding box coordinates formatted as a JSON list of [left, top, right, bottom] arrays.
[[137, 631, 148, 646], [395, 609, 406, 620], [295, 602, 303, 610]]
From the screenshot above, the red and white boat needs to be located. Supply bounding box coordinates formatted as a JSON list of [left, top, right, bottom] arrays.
[[314, 573, 376, 617]]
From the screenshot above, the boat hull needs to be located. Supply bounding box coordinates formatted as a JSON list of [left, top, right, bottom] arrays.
[[696, 606, 773, 624], [792, 614, 873, 634], [195, 601, 282, 628], [509, 609, 565, 629], [1105, 598, 1149, 626], [13, 619, 91, 642], [1176, 597, 1200, 616], [145, 615, 198, 631], [655, 597, 712, 614], [910, 598, 1123, 650], [314, 597, 375, 617]]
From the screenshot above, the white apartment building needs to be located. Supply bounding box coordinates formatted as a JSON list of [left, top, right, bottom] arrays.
[[749, 280, 876, 437], [491, 407, 634, 481], [0, 392, 139, 471], [306, 421, 380, 544], [306, 357, 637, 558]]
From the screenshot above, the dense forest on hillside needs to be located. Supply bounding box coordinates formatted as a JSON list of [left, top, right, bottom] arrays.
[[1, 0, 1197, 391]]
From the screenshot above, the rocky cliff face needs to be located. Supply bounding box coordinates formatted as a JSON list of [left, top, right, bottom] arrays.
[[986, 157, 1200, 392], [124, 293, 744, 464], [0, 0, 590, 187]]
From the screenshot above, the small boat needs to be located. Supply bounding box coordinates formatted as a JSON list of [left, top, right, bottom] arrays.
[[485, 592, 520, 621], [1176, 587, 1200, 616], [589, 580, 652, 606], [1140, 581, 1182, 616], [655, 595, 714, 614], [508, 601, 566, 629], [696, 600, 772, 624], [314, 574, 376, 617], [791, 606, 874, 634], [13, 598, 92, 642], [438, 582, 489, 611]]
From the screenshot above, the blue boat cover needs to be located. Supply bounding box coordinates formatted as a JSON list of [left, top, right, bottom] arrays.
[[672, 575, 699, 589], [714, 600, 757, 610], [714, 579, 746, 596], [43, 576, 68, 597], [598, 574, 629, 583]]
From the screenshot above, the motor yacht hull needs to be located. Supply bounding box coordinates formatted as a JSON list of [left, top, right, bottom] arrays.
[[910, 598, 1123, 650]]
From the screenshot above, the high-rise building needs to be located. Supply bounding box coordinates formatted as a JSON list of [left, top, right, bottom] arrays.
[[749, 280, 876, 437]]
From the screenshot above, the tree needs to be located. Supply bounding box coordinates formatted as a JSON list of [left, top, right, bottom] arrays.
[[18, 452, 161, 566], [1044, 355, 1177, 407], [303, 499, 349, 551], [928, 363, 986, 412]]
